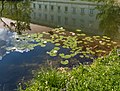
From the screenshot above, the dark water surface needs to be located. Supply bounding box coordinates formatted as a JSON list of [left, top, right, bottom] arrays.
[[0, 0, 120, 91], [0, 31, 55, 90], [0, 28, 93, 91]]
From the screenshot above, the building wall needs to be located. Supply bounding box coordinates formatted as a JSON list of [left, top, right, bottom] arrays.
[[31, 0, 100, 34]]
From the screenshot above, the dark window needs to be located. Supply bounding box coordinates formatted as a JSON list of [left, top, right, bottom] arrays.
[[33, 3, 36, 8], [58, 6, 61, 12], [65, 6, 68, 12], [51, 5, 54, 11], [39, 4, 41, 9], [45, 5, 47, 10]]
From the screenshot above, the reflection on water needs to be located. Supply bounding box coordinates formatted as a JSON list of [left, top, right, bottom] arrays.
[[0, 28, 53, 90], [0, 45, 55, 91], [0, 0, 120, 91], [30, 0, 120, 40], [31, 1, 99, 34], [0, 28, 93, 90], [0, 28, 33, 60], [0, 0, 120, 39]]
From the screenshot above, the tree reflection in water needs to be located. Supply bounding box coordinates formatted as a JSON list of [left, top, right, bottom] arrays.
[[96, 0, 120, 38], [0, 0, 31, 34], [0, 0, 120, 38]]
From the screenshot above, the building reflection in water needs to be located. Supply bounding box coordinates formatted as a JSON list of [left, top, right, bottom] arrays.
[[31, 0, 101, 35]]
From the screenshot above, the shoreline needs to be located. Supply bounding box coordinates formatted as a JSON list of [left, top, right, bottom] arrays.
[[0, 17, 52, 33]]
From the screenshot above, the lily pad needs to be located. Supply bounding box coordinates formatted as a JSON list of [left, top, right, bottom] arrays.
[[60, 60, 69, 65]]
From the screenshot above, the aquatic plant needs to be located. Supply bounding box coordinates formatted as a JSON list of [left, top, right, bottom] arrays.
[[15, 28, 116, 62], [39, 28, 117, 60], [3, 28, 117, 64], [19, 49, 120, 91]]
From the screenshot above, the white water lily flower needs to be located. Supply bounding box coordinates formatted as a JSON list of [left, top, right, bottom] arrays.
[[72, 32, 75, 35], [53, 50, 58, 53], [99, 41, 102, 43], [28, 35, 31, 38], [43, 41, 47, 43], [60, 27, 63, 30], [11, 47, 16, 50], [42, 32, 46, 34]]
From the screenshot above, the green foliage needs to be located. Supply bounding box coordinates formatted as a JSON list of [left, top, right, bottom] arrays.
[[40, 28, 117, 60], [19, 49, 120, 91], [0, 0, 31, 34], [60, 60, 69, 65], [19, 68, 69, 91]]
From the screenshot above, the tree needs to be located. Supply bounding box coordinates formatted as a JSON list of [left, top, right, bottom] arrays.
[[0, 0, 31, 34]]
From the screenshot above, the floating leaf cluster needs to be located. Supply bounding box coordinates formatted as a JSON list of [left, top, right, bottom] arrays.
[[40, 28, 117, 59], [28, 28, 118, 65], [3, 28, 117, 64]]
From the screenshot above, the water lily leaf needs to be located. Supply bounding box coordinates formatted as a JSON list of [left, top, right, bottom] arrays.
[[106, 43, 111, 46], [76, 29, 81, 32], [105, 40, 110, 42], [80, 33, 86, 36], [55, 43, 61, 46], [79, 55, 84, 58], [54, 47, 60, 50], [60, 60, 69, 65]]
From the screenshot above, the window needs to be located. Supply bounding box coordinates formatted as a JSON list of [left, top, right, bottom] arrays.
[[58, 6, 61, 12], [65, 6, 68, 12], [45, 5, 47, 10], [80, 8, 85, 14], [51, 5, 54, 11], [39, 4, 41, 9], [33, 3, 36, 8]]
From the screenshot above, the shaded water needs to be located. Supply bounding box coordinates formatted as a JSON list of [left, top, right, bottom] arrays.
[[0, 0, 120, 91]]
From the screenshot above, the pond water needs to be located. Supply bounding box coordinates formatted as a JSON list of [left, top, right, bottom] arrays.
[[0, 28, 55, 91], [0, 0, 120, 91], [0, 28, 94, 91]]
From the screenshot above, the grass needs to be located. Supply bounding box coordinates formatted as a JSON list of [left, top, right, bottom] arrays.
[[19, 48, 120, 91]]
